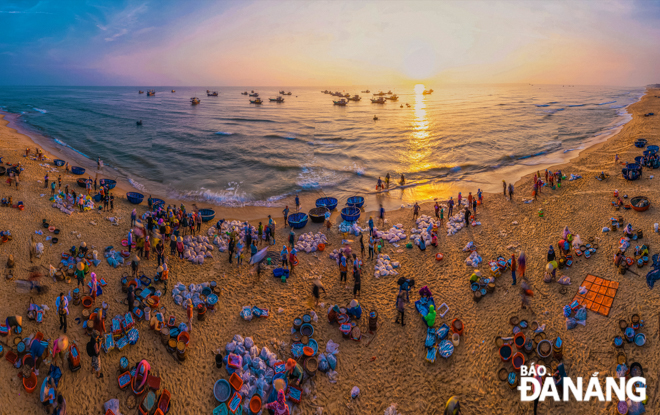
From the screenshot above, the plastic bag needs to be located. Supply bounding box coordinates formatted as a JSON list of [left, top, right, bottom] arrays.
[[249, 345, 259, 359], [557, 275, 571, 285], [575, 306, 587, 321], [233, 334, 244, 344], [566, 317, 577, 330], [326, 339, 339, 355], [104, 399, 123, 415], [327, 354, 337, 370], [260, 346, 272, 361], [351, 386, 360, 398], [327, 370, 339, 384], [244, 337, 254, 349], [226, 341, 237, 353]]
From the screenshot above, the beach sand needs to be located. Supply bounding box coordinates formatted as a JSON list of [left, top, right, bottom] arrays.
[[0, 89, 659, 414]]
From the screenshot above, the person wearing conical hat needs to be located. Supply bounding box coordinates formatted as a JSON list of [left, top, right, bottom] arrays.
[[75, 261, 86, 289], [5, 315, 22, 332], [131, 255, 140, 278], [79, 241, 88, 256], [52, 334, 69, 367], [176, 237, 184, 259]]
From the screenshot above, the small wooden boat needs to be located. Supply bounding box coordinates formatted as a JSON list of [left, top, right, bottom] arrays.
[[250, 98, 263, 104], [315, 197, 338, 211], [207, 91, 218, 96], [190, 97, 200, 105], [198, 208, 216, 222], [284, 91, 292, 95], [241, 91, 248, 95], [373, 115, 378, 121], [423, 89, 434, 95], [287, 213, 309, 229], [333, 99, 348, 106], [347, 95, 361, 102], [76, 178, 89, 188], [634, 139, 647, 148], [370, 97, 386, 104], [70, 166, 85, 175], [373, 91, 386, 96], [631, 196, 650, 212], [386, 94, 399, 101], [249, 93, 259, 97], [341, 207, 361, 222], [171, 90, 175, 93], [147, 90, 155, 96], [361, 90, 370, 93], [99, 178, 116, 190], [308, 207, 329, 223], [269, 97, 285, 103], [138, 91, 144, 94], [126, 192, 144, 205], [346, 196, 365, 208]]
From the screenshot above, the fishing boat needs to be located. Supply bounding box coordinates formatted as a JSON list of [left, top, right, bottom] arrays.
[[374, 91, 386, 96], [146, 90, 155, 96], [344, 93, 351, 98], [370, 97, 386, 104], [249, 92, 259, 97], [386, 90, 393, 94], [333, 99, 348, 106], [138, 90, 144, 94], [321, 90, 330, 94], [284, 91, 292, 95], [171, 90, 175, 93], [423, 89, 434, 95], [206, 90, 210, 93], [361, 90, 370, 93], [269, 97, 285, 103], [279, 90, 286, 95], [250, 98, 263, 104], [373, 115, 378, 121], [386, 94, 399, 101], [190, 97, 200, 105], [207, 91, 219, 96], [347, 95, 361, 102], [241, 91, 248, 95]]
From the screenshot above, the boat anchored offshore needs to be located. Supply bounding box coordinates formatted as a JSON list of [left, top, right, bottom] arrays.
[[250, 98, 263, 104], [333, 99, 348, 106], [207, 91, 218, 96], [347, 95, 361, 102], [269, 97, 285, 103], [190, 97, 200, 105], [370, 97, 386, 104]]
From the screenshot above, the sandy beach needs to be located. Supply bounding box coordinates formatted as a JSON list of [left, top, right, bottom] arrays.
[[1, 88, 660, 415]]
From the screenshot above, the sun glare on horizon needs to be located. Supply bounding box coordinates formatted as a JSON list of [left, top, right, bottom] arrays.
[[414, 84, 425, 95]]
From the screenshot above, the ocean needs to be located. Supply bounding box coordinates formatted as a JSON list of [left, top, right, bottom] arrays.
[[0, 84, 644, 209]]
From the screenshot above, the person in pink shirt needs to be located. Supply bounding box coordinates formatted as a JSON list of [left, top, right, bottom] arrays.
[[264, 390, 290, 415]]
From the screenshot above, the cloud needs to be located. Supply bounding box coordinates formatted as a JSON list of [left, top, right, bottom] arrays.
[[104, 28, 128, 42]]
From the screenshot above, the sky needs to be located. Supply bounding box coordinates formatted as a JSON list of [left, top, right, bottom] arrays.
[[1, 0, 659, 87]]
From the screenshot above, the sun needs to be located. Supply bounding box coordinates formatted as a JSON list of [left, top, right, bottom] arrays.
[[414, 84, 425, 95]]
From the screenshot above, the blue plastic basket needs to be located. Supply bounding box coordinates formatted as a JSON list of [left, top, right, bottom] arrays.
[[199, 209, 216, 222], [346, 196, 365, 208], [54, 159, 65, 167]]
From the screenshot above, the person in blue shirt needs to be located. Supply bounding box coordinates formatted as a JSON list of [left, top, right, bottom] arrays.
[[379, 205, 385, 226], [295, 194, 300, 211], [368, 216, 374, 234], [283, 206, 289, 228], [448, 197, 454, 217]]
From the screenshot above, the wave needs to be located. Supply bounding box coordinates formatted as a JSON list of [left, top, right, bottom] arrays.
[[215, 131, 233, 135], [52, 137, 90, 158], [597, 101, 616, 105], [567, 104, 586, 107], [33, 108, 47, 113], [610, 105, 626, 109], [535, 104, 550, 107], [220, 117, 276, 123], [128, 178, 146, 191]]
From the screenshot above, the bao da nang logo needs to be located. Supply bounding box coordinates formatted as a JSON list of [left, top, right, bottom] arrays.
[[518, 365, 646, 402]]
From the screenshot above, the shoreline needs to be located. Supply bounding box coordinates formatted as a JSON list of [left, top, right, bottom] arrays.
[[0, 87, 643, 218], [1, 87, 659, 413]]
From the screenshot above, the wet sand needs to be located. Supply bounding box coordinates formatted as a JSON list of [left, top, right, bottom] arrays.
[[1, 89, 660, 414]]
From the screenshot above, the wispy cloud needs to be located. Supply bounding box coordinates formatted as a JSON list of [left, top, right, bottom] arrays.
[[0, 10, 52, 14], [105, 28, 128, 42]]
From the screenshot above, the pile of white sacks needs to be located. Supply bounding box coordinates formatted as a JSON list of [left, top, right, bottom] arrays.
[[171, 281, 211, 308], [182, 235, 214, 264], [374, 224, 407, 244], [374, 254, 400, 278], [51, 194, 77, 215], [294, 231, 328, 254], [207, 220, 259, 253], [338, 221, 367, 235], [410, 215, 437, 246]]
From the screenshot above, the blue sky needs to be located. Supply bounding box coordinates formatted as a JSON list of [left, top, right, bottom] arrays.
[[1, 0, 659, 86]]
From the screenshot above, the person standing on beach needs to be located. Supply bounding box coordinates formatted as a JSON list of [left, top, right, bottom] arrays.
[[109, 194, 114, 211], [368, 234, 375, 260], [477, 188, 483, 205], [533, 181, 538, 200], [58, 175, 62, 189], [131, 209, 137, 227], [295, 194, 300, 212], [518, 251, 526, 279], [510, 253, 517, 285], [457, 192, 462, 206], [288, 230, 295, 249], [228, 238, 235, 263], [312, 280, 326, 307], [258, 222, 263, 246], [413, 202, 420, 221], [189, 215, 195, 236], [44, 173, 49, 189], [187, 301, 194, 333], [270, 224, 276, 245], [353, 261, 361, 297], [93, 178, 97, 192], [467, 192, 473, 207], [379, 204, 385, 227], [339, 253, 348, 283], [508, 183, 514, 201], [434, 202, 440, 219], [144, 235, 150, 260], [56, 292, 68, 333], [86, 332, 103, 379], [368, 216, 374, 235], [472, 198, 477, 215], [359, 234, 365, 258], [283, 206, 289, 228], [50, 181, 56, 196], [156, 240, 164, 266], [395, 289, 408, 326], [448, 197, 454, 217], [464, 208, 471, 226], [503, 180, 507, 196], [195, 213, 202, 233], [104, 193, 109, 212]]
